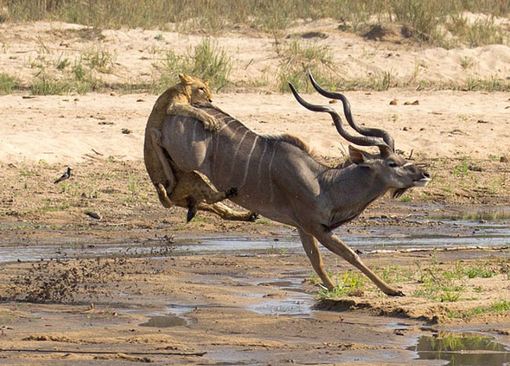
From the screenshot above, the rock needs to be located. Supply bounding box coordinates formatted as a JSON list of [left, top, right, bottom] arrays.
[[468, 164, 482, 172], [121, 128, 132, 134], [85, 211, 102, 220], [389, 99, 398, 105]]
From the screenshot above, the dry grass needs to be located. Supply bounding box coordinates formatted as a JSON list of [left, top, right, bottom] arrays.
[[0, 73, 18, 94], [2, 0, 509, 47], [157, 38, 232, 92], [1, 1, 509, 95]]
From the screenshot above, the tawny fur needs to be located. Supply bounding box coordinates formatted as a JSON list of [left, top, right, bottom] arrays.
[[144, 75, 257, 222], [144, 74, 218, 208]]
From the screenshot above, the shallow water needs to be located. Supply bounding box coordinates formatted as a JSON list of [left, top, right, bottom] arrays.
[[139, 314, 187, 328], [0, 219, 508, 264], [409, 333, 510, 366], [247, 278, 314, 316]]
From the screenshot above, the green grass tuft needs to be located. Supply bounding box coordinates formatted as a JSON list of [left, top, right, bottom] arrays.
[[0, 73, 18, 94], [317, 271, 366, 299], [158, 38, 232, 91], [448, 300, 510, 319], [276, 40, 334, 93]]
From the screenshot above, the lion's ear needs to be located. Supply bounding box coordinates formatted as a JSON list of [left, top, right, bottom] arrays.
[[204, 80, 209, 86], [178, 73, 193, 85]]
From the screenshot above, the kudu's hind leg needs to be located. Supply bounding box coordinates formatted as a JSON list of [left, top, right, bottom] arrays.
[[314, 230, 404, 296], [298, 229, 335, 290], [198, 202, 258, 222], [150, 128, 176, 208]]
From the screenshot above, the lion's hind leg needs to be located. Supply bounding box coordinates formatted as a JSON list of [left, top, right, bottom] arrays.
[[173, 172, 239, 223], [149, 128, 176, 208], [198, 202, 259, 222]]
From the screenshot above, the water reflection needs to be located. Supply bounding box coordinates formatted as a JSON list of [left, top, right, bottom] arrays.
[[409, 332, 510, 366]]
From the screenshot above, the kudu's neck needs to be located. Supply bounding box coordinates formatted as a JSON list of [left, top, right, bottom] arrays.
[[320, 164, 388, 215]]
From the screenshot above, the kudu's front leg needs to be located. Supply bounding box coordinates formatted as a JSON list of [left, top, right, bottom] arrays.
[[314, 230, 404, 296], [298, 229, 335, 290]]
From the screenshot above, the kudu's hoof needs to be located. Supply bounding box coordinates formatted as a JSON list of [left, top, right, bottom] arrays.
[[186, 209, 197, 223], [247, 212, 259, 222], [186, 197, 198, 223], [387, 289, 405, 297]]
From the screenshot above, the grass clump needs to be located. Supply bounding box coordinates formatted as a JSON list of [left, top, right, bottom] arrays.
[[158, 38, 232, 91], [378, 265, 413, 284], [30, 71, 99, 95], [446, 15, 505, 48], [3, 0, 509, 48], [317, 271, 366, 299], [0, 73, 18, 94], [413, 261, 465, 302], [391, 1, 446, 43], [452, 160, 470, 177], [448, 300, 510, 319], [83, 47, 115, 73], [464, 266, 496, 279], [28, 51, 104, 95], [276, 40, 334, 93]]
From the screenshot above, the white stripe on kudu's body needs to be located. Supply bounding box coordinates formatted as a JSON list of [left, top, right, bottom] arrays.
[[159, 75, 430, 296]]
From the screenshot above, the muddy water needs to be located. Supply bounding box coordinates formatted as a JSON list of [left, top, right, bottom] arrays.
[[410, 333, 510, 365], [1, 217, 509, 365], [0, 219, 509, 264]]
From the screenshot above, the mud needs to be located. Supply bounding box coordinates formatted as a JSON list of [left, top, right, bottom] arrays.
[[0, 212, 509, 365]]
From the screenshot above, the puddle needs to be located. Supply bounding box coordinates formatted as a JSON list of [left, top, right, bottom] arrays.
[[1, 218, 509, 264], [409, 333, 510, 366], [248, 298, 312, 316], [385, 321, 411, 330], [167, 303, 198, 317], [164, 276, 315, 318], [139, 314, 187, 328], [247, 277, 314, 316]]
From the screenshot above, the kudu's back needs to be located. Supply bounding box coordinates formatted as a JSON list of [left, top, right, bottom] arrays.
[[160, 104, 324, 225]]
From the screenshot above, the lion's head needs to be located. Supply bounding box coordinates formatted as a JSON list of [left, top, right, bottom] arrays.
[[178, 73, 213, 104]]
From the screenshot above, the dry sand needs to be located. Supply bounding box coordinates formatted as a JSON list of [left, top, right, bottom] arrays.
[[0, 21, 509, 164], [1, 90, 509, 164]]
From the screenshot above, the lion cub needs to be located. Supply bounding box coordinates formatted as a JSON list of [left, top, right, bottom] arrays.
[[144, 74, 235, 221]]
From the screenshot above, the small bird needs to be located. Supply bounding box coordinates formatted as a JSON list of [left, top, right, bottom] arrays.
[[54, 167, 72, 184]]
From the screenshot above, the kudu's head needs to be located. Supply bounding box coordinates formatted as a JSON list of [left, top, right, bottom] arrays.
[[289, 73, 430, 198]]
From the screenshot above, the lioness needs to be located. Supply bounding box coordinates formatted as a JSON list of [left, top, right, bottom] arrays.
[[144, 74, 256, 222]]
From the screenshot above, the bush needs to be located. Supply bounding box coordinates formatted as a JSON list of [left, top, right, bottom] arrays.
[[158, 38, 232, 91]]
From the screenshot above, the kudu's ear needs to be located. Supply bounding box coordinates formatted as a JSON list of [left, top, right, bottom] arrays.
[[348, 145, 370, 166]]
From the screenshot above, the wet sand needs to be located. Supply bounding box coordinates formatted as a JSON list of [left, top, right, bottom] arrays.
[[0, 214, 509, 365]]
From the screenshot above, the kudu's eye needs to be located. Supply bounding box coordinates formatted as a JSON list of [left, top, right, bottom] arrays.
[[388, 161, 399, 168]]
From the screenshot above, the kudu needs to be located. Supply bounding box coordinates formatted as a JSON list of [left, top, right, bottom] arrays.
[[156, 73, 430, 296]]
